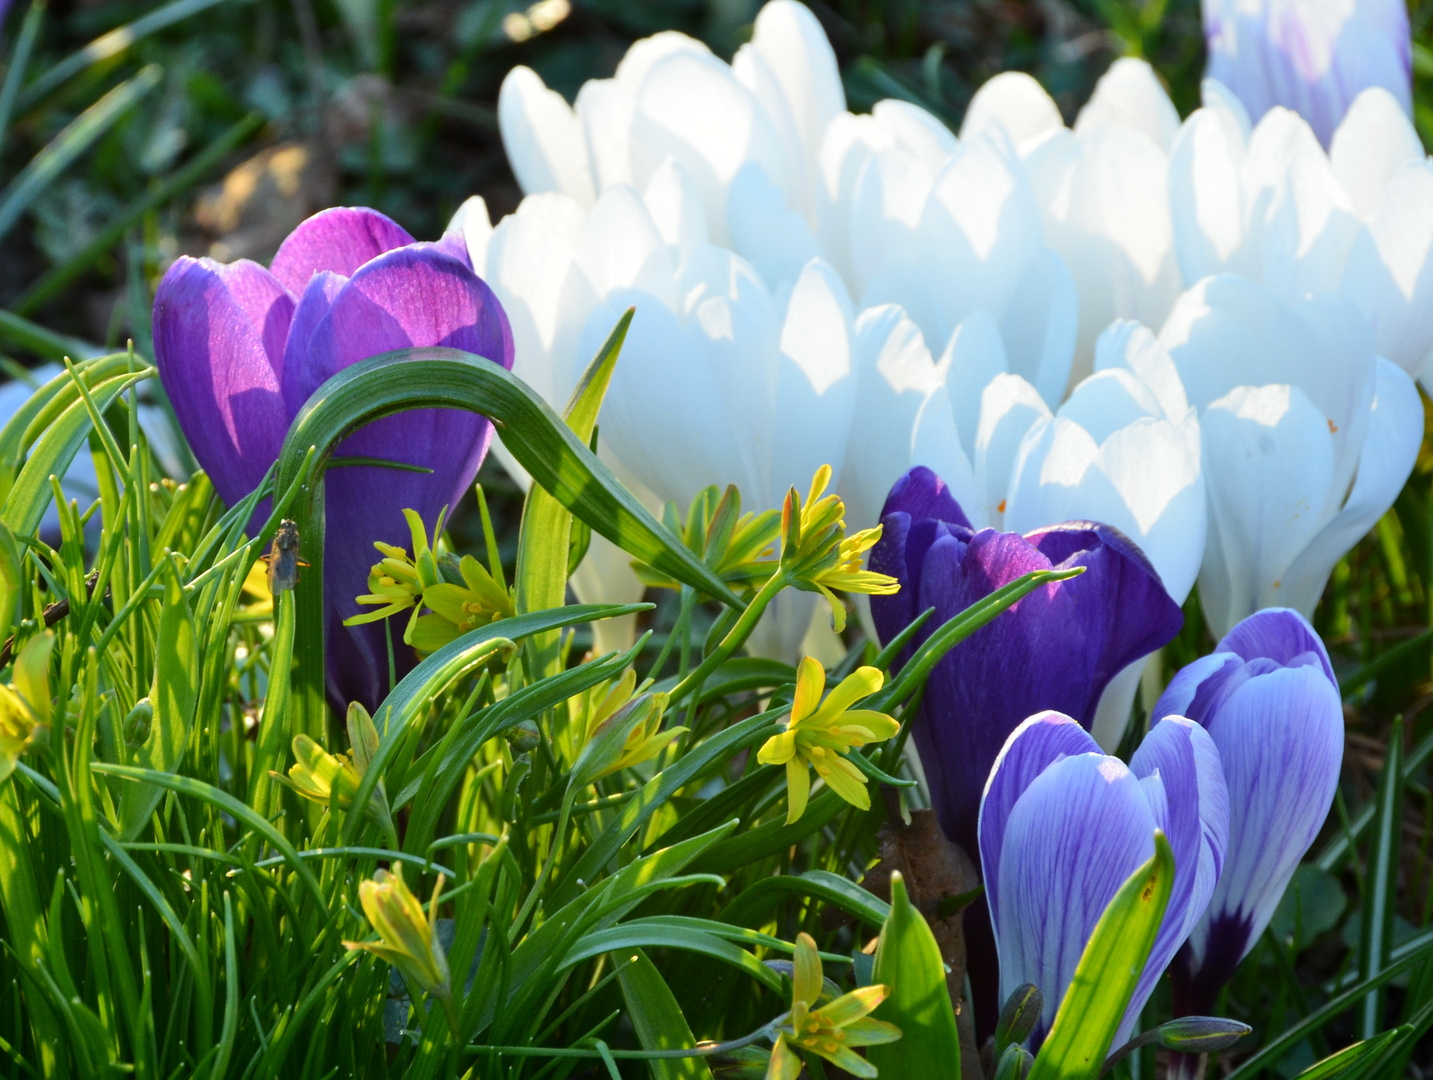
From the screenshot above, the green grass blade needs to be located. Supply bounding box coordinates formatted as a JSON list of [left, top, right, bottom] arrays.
[[0, 65, 162, 244], [1358, 718, 1403, 1038], [0, 0, 45, 151], [614, 947, 716, 1080], [1029, 831, 1175, 1080]]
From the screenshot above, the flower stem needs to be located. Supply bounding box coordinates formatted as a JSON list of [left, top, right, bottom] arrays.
[[669, 571, 789, 704]]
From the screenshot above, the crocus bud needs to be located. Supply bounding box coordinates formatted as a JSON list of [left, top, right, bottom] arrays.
[[994, 984, 1042, 1052], [979, 712, 1228, 1050], [993, 1044, 1034, 1080], [1157, 1016, 1252, 1053], [123, 698, 155, 749], [1158, 608, 1343, 1016]]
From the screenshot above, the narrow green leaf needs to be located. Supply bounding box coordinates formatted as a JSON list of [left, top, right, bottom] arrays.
[[0, 0, 45, 152], [719, 870, 891, 931], [0, 520, 20, 645], [271, 346, 741, 608], [614, 947, 716, 1080], [0, 65, 162, 244], [1029, 831, 1174, 1080], [120, 558, 198, 838], [1358, 717, 1403, 1038], [867, 871, 960, 1077], [1289, 1030, 1404, 1080]]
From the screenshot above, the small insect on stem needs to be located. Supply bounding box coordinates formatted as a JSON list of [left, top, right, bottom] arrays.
[[263, 519, 310, 594]]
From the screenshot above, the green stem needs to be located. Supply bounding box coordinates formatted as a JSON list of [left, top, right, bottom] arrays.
[[249, 589, 297, 817], [669, 572, 789, 704]]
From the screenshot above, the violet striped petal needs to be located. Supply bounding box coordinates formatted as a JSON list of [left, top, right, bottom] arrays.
[[989, 750, 1158, 1048], [153, 257, 293, 506]]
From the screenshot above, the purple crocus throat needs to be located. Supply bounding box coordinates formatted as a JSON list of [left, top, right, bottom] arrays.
[[868, 466, 1185, 857], [1157, 608, 1344, 1015], [154, 207, 514, 710]]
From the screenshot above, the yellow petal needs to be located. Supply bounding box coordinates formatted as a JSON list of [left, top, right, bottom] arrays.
[[757, 729, 797, 765], [792, 933, 823, 1008], [791, 656, 826, 723], [819, 755, 870, 811], [785, 757, 810, 824], [818, 984, 889, 1027], [12, 632, 53, 727], [765, 1035, 803, 1080], [834, 710, 901, 744], [807, 666, 883, 729]]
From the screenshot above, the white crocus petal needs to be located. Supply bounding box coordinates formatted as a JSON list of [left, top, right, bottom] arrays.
[[959, 70, 1063, 148], [728, 163, 822, 295], [576, 184, 679, 309], [769, 259, 856, 505], [447, 195, 493, 272], [840, 305, 977, 532], [1279, 358, 1423, 616], [745, 0, 845, 190], [1169, 105, 1251, 283], [814, 113, 890, 284], [731, 42, 808, 213], [1203, 0, 1413, 148], [1340, 161, 1433, 374], [941, 309, 1010, 461], [643, 156, 709, 265], [575, 79, 636, 191], [972, 373, 1050, 530], [595, 287, 754, 508], [1329, 87, 1426, 222], [1200, 77, 1253, 138], [629, 51, 791, 245], [1073, 57, 1182, 152], [1198, 384, 1336, 635], [498, 66, 597, 206], [1093, 320, 1195, 433], [999, 249, 1078, 408], [485, 193, 596, 408], [848, 144, 935, 301], [872, 99, 958, 172], [921, 132, 1046, 341], [1259, 152, 1360, 303], [1028, 122, 1182, 388]]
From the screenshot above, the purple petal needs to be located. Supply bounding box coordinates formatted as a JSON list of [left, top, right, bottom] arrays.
[[1174, 663, 1343, 1011], [882, 465, 974, 528], [268, 207, 415, 296], [290, 244, 514, 709], [990, 752, 1157, 1048], [1152, 653, 1240, 723], [906, 522, 1183, 855], [1127, 717, 1227, 1038], [1218, 606, 1336, 683], [282, 270, 347, 416], [152, 257, 293, 506], [979, 711, 1102, 926]]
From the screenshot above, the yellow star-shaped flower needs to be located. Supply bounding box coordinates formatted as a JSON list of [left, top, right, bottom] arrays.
[[757, 657, 899, 823], [766, 932, 901, 1080]]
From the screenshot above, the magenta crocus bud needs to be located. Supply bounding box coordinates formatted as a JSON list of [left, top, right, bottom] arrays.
[[153, 207, 514, 709]]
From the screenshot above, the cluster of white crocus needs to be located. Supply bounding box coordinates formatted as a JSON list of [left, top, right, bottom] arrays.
[[465, 0, 1426, 738]]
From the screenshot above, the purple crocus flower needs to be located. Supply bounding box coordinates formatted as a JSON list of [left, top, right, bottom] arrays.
[[1156, 608, 1344, 1015], [869, 466, 1185, 857], [1204, 0, 1412, 146], [979, 711, 1228, 1050], [154, 207, 514, 710]]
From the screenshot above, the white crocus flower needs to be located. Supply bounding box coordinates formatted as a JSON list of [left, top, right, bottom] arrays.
[[1169, 82, 1433, 381], [813, 106, 1077, 408], [455, 160, 857, 660], [1202, 0, 1412, 148], [1003, 323, 1207, 747], [496, 1, 843, 243], [962, 60, 1186, 387], [1157, 274, 1422, 636]]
